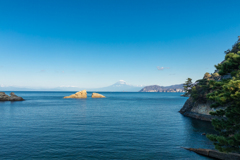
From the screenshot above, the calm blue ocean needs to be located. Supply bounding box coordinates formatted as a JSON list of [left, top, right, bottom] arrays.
[[0, 92, 215, 159]]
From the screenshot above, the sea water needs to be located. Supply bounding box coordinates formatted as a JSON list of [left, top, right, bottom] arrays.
[[0, 92, 215, 159]]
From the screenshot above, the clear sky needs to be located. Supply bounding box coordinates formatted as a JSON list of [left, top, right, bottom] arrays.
[[0, 0, 240, 88]]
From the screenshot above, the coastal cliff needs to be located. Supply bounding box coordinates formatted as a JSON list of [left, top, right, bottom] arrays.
[[179, 38, 240, 121], [180, 38, 240, 155], [179, 72, 229, 121], [179, 97, 222, 121]]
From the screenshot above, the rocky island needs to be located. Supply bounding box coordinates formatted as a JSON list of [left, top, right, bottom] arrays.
[[0, 92, 24, 101], [64, 90, 87, 99], [64, 90, 105, 98], [91, 93, 105, 98]]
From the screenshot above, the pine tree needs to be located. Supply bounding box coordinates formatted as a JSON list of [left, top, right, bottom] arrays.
[[206, 39, 240, 153], [183, 78, 192, 96]]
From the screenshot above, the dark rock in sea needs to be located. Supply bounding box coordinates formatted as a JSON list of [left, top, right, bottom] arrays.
[[183, 147, 240, 160], [0, 92, 24, 101]]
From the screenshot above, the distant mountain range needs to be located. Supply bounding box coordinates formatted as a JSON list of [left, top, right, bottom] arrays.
[[0, 80, 144, 92], [139, 84, 184, 92], [0, 81, 184, 92], [95, 80, 143, 91]]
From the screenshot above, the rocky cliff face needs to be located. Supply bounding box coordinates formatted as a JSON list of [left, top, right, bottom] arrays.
[[179, 97, 218, 121], [179, 72, 228, 121]]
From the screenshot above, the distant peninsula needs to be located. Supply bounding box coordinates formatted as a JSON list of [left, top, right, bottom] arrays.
[[139, 84, 184, 92]]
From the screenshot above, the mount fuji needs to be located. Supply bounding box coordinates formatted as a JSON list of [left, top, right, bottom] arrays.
[[95, 80, 144, 92]]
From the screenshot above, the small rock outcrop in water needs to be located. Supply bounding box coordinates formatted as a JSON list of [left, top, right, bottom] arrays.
[[91, 93, 105, 98], [64, 90, 87, 99], [183, 147, 240, 160], [0, 92, 24, 101]]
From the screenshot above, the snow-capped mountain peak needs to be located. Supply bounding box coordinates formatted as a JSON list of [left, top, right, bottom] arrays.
[[115, 80, 127, 85], [94, 80, 143, 91]]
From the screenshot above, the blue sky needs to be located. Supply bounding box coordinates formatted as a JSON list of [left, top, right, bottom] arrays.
[[0, 0, 240, 88]]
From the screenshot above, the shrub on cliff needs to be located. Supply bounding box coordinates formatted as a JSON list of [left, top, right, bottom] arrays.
[[212, 73, 219, 78], [203, 72, 212, 79], [183, 72, 213, 103], [191, 78, 211, 103]]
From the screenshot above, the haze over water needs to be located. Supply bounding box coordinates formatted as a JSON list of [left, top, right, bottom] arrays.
[[0, 92, 215, 159]]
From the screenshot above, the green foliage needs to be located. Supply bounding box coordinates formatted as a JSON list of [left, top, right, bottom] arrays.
[[204, 72, 212, 79], [212, 72, 220, 78], [205, 40, 240, 153], [183, 78, 193, 96], [217, 53, 240, 75], [189, 78, 212, 103], [185, 40, 240, 153]]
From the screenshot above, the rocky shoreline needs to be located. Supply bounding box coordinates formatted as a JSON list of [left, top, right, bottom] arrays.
[[183, 147, 240, 160], [179, 97, 218, 121], [0, 92, 24, 101], [180, 111, 216, 121]]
